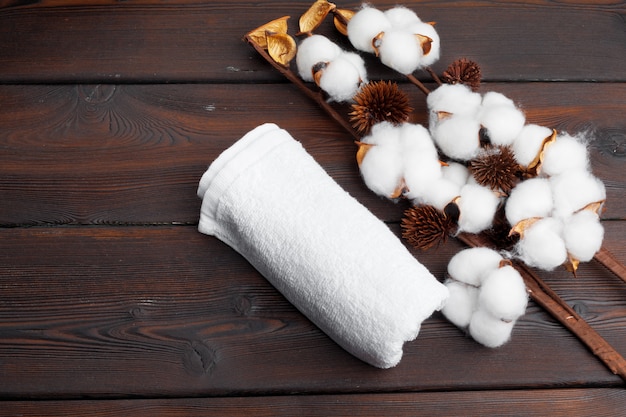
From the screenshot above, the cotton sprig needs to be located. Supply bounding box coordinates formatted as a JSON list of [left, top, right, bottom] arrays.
[[441, 247, 529, 348]]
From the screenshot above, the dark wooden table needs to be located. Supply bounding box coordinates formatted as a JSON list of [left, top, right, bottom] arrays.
[[1, 1, 625, 415]]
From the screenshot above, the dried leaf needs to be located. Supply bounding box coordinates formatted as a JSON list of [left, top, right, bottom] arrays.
[[372, 32, 385, 57], [267, 32, 297, 66], [355, 141, 374, 166], [333, 9, 355, 36], [246, 16, 290, 49], [390, 179, 408, 199], [509, 217, 542, 238], [527, 129, 557, 175], [299, 0, 336, 35], [564, 254, 580, 276], [416, 34, 433, 56], [580, 200, 606, 216]]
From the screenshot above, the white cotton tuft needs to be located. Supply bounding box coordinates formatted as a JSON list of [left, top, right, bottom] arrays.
[[456, 183, 500, 234], [347, 6, 392, 54], [376, 29, 422, 74], [563, 210, 604, 262], [479, 265, 528, 322], [550, 170, 606, 219], [516, 217, 567, 270], [469, 309, 515, 348], [447, 247, 504, 287], [384, 6, 421, 28], [296, 35, 342, 82], [441, 279, 479, 329], [409, 21, 440, 67], [427, 83, 482, 121], [479, 104, 525, 147], [442, 162, 470, 188], [505, 177, 553, 227], [403, 155, 444, 202], [318, 52, 367, 102], [399, 122, 438, 160], [430, 115, 481, 160], [512, 124, 553, 167], [540, 134, 589, 176], [414, 177, 461, 210], [358, 143, 404, 198], [362, 121, 400, 146]]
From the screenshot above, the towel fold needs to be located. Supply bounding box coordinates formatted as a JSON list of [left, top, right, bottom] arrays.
[[197, 123, 448, 368]]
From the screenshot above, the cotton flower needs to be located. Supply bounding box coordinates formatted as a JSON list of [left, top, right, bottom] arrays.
[[540, 133, 589, 176], [505, 177, 553, 227], [430, 115, 481, 160], [375, 29, 423, 74], [296, 34, 342, 82], [409, 21, 440, 67], [447, 247, 504, 287], [469, 309, 515, 348], [562, 209, 604, 262], [427, 83, 482, 122], [456, 183, 500, 234], [516, 217, 567, 270], [550, 169, 606, 219], [512, 124, 554, 167], [479, 265, 528, 322], [442, 162, 470, 188], [383, 6, 421, 28], [316, 52, 368, 102], [441, 279, 479, 329], [479, 91, 525, 146], [347, 6, 391, 54], [357, 122, 404, 198]]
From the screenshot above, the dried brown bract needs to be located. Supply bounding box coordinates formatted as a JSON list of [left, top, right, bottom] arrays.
[[349, 81, 413, 135], [401, 204, 455, 250], [442, 58, 481, 92]]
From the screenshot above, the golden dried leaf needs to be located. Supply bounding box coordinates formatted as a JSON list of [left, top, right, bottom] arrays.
[[390, 180, 408, 199], [437, 111, 452, 121], [246, 16, 290, 49], [580, 200, 606, 216], [509, 217, 542, 238], [372, 32, 385, 57], [333, 9, 355, 36], [267, 32, 297, 66], [527, 129, 557, 175], [564, 254, 580, 276], [416, 34, 433, 56], [355, 141, 374, 166], [299, 0, 336, 35]]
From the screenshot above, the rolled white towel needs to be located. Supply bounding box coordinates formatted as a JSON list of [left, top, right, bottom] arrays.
[[197, 123, 448, 368]]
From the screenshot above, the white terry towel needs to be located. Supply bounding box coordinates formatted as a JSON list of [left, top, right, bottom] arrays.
[[197, 123, 448, 368]]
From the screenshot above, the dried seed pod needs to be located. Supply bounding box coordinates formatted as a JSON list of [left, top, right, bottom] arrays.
[[349, 80, 413, 135], [267, 32, 297, 66], [526, 129, 557, 176], [401, 204, 455, 250], [442, 58, 481, 92], [469, 145, 521, 194], [246, 16, 290, 48], [298, 0, 336, 35], [333, 9, 355, 36]]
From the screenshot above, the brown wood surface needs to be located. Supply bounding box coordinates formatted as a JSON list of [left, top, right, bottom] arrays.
[[0, 0, 624, 415]]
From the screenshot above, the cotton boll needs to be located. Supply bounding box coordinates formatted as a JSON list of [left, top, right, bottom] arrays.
[[415, 177, 462, 210], [398, 122, 438, 160], [384, 6, 421, 28], [442, 162, 470, 188], [358, 143, 404, 198], [362, 121, 401, 146], [479, 104, 525, 146], [505, 177, 553, 227], [516, 217, 567, 270], [409, 21, 440, 67], [481, 91, 515, 108], [469, 309, 515, 348], [563, 210, 604, 262], [296, 35, 342, 82], [403, 155, 444, 202], [513, 124, 553, 167], [441, 279, 479, 329], [541, 134, 589, 176], [347, 6, 392, 53], [376, 29, 422, 74], [318, 53, 367, 102], [550, 170, 606, 219], [479, 265, 528, 322], [427, 83, 482, 121], [431, 115, 481, 160], [447, 247, 504, 287], [456, 183, 500, 234]]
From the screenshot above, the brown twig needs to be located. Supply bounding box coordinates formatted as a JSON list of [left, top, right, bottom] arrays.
[[244, 35, 360, 141], [405, 73, 431, 95], [426, 66, 442, 86], [458, 232, 626, 382], [594, 246, 626, 285]]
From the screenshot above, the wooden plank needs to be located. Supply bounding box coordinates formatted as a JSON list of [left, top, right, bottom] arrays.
[[0, 225, 624, 398], [0, 83, 624, 226], [1, 388, 626, 416], [0, 1, 624, 83]]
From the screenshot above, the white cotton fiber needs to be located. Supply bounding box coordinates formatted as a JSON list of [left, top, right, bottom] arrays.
[[442, 162, 470, 188], [541, 134, 589, 176], [456, 183, 500, 234], [550, 170, 606, 219], [384, 6, 421, 28], [563, 210, 604, 262], [427, 83, 482, 120], [512, 124, 553, 167], [479, 265, 528, 322], [318, 52, 367, 102], [409, 21, 440, 67], [403, 155, 444, 201], [441, 279, 479, 329], [347, 6, 392, 53], [296, 35, 342, 82], [358, 143, 404, 198], [505, 177, 553, 227], [399, 122, 438, 160], [415, 177, 462, 210], [447, 247, 504, 287], [377, 29, 422, 74], [516, 217, 567, 270], [479, 104, 525, 147], [363, 121, 400, 146], [469, 309, 515, 348], [431, 115, 481, 160]]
